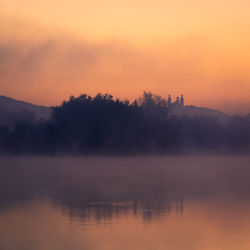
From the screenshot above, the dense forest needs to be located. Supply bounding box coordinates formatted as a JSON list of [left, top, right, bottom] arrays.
[[0, 92, 250, 155]]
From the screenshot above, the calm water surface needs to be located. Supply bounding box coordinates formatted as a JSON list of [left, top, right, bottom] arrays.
[[1, 156, 250, 250]]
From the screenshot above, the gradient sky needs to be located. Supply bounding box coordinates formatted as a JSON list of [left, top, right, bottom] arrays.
[[1, 0, 250, 114]]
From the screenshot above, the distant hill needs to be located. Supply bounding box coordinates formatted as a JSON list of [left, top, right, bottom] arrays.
[[0, 96, 51, 125], [0, 95, 232, 126], [184, 105, 231, 123]]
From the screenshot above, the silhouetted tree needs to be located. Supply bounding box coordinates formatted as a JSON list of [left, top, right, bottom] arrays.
[[0, 92, 250, 155]]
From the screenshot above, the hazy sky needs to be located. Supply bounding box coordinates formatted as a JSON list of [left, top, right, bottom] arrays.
[[1, 0, 250, 114]]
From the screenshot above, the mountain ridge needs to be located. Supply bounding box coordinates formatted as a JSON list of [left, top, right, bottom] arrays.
[[184, 105, 231, 123], [0, 95, 232, 124], [0, 95, 51, 125]]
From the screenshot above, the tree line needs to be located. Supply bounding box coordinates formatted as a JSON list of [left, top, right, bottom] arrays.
[[0, 92, 250, 155]]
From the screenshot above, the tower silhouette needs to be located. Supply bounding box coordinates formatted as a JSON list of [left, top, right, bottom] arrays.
[[168, 95, 172, 107], [168, 94, 184, 115], [180, 94, 184, 109]]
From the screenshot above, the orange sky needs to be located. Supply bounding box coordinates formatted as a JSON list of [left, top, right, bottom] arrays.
[[1, 0, 250, 114]]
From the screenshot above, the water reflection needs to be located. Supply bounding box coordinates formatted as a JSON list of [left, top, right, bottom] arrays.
[[1, 156, 250, 219], [1, 198, 250, 250], [1, 156, 250, 249], [59, 200, 184, 224]]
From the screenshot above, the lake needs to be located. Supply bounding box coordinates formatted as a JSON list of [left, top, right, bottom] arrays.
[[1, 156, 250, 250]]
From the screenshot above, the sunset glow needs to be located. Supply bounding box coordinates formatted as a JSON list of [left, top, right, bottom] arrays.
[[1, 0, 250, 113]]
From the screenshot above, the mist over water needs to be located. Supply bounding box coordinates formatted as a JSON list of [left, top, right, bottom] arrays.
[[1, 156, 250, 249]]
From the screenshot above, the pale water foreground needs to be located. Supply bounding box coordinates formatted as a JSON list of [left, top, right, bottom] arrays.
[[1, 156, 250, 250]]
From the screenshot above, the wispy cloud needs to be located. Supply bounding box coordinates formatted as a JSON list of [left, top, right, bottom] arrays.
[[0, 15, 250, 114]]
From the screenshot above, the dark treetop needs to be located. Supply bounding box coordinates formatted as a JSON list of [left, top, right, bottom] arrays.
[[0, 92, 249, 155]]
